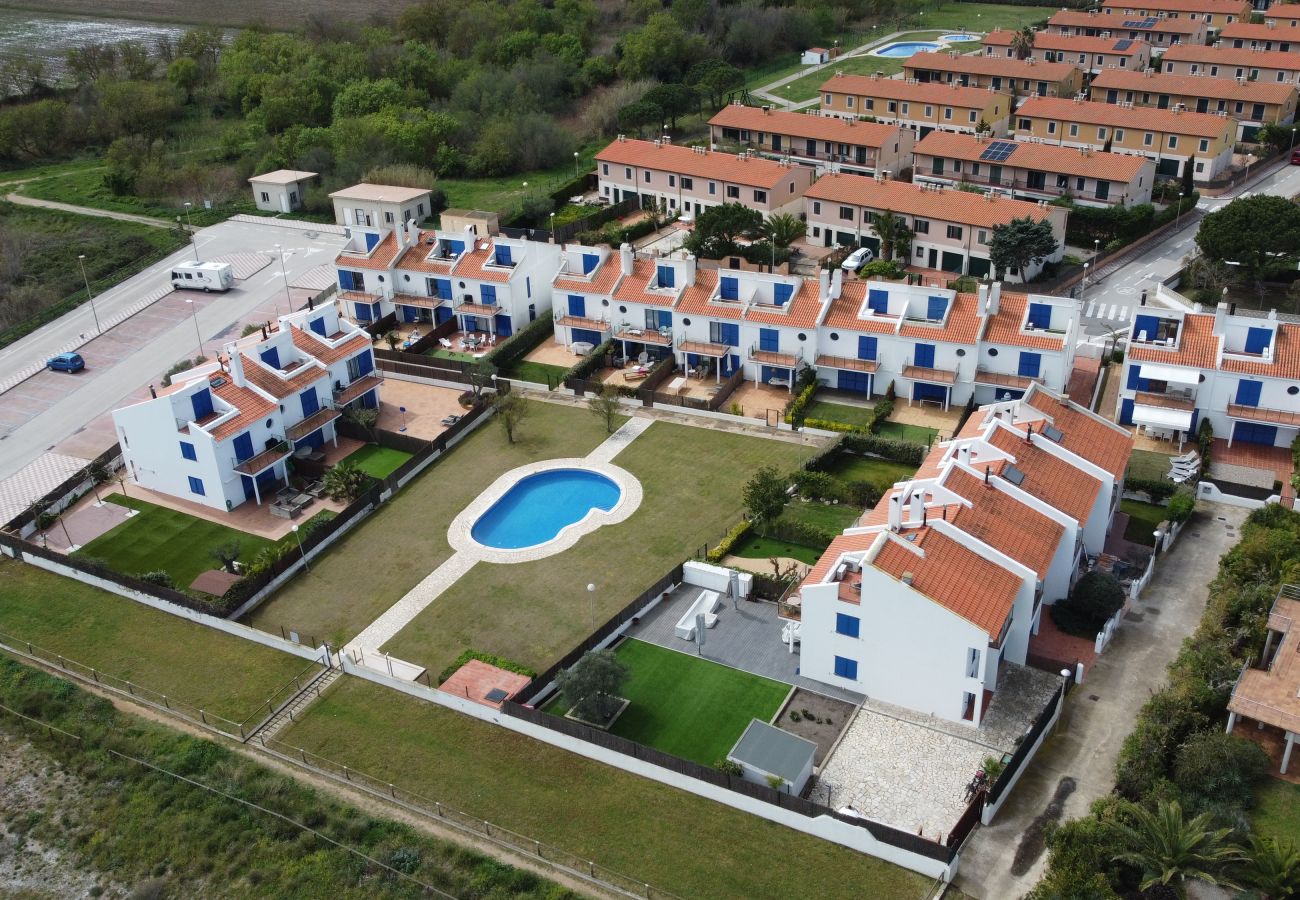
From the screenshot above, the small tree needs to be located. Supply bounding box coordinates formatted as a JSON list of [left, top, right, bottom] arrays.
[[1106, 799, 1244, 895], [210, 540, 243, 574], [1244, 836, 1300, 900], [468, 358, 498, 401], [556, 649, 629, 723], [344, 406, 380, 443], [1011, 26, 1035, 60], [494, 390, 530, 444], [873, 209, 914, 262], [1050, 571, 1126, 637], [383, 330, 400, 350], [762, 212, 805, 250], [588, 385, 622, 434], [323, 460, 372, 501], [743, 465, 787, 536], [989, 216, 1059, 280]]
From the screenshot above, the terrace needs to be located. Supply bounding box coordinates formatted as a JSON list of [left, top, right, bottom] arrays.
[[1229, 590, 1300, 773]]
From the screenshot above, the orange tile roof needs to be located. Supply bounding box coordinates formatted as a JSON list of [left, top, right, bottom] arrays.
[[942, 465, 1065, 580], [1259, 3, 1300, 21], [987, 425, 1102, 523], [904, 51, 1081, 81], [555, 256, 623, 295], [898, 291, 982, 344], [239, 355, 325, 399], [612, 257, 680, 308], [984, 29, 1147, 55], [394, 230, 458, 274], [291, 326, 371, 366], [1220, 322, 1300, 380], [819, 73, 1002, 109], [873, 527, 1021, 637], [913, 131, 1151, 182], [982, 292, 1070, 350], [1016, 96, 1235, 138], [1162, 43, 1300, 70], [1126, 311, 1220, 368], [1048, 9, 1206, 32], [744, 279, 824, 329], [1024, 385, 1134, 480], [1101, 0, 1250, 13], [1090, 68, 1298, 104], [820, 281, 903, 334], [451, 245, 512, 283], [596, 138, 798, 190], [675, 270, 740, 319], [806, 175, 1057, 229], [336, 231, 401, 271], [206, 375, 277, 442], [708, 104, 902, 148], [1222, 20, 1300, 39], [801, 532, 879, 587]]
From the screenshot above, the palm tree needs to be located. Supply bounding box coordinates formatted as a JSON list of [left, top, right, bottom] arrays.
[[762, 212, 804, 250], [1245, 836, 1300, 900], [1011, 26, 1036, 60], [1105, 800, 1244, 897], [873, 209, 914, 263]]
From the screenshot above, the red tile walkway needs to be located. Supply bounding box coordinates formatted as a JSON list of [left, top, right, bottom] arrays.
[[437, 659, 531, 710], [1212, 437, 1293, 484], [1066, 356, 1101, 408], [1028, 611, 1098, 676]]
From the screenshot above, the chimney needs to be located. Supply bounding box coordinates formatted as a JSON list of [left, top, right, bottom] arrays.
[[682, 252, 697, 285], [819, 268, 832, 301], [888, 493, 903, 530], [830, 267, 844, 300], [149, 385, 157, 399], [958, 444, 972, 466], [977, 282, 990, 316], [901, 571, 914, 586], [226, 345, 246, 388], [909, 489, 925, 524], [988, 282, 1002, 316], [1024, 422, 1034, 444], [620, 242, 634, 276], [260, 325, 268, 341], [984, 465, 992, 486]]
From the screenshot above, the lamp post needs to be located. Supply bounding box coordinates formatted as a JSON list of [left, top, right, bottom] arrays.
[[185, 298, 204, 357], [77, 253, 101, 335], [183, 201, 199, 260], [1081, 260, 1090, 305], [1175, 190, 1186, 229], [587, 582, 596, 631], [1291, 126, 1298, 155], [293, 523, 307, 571], [274, 243, 292, 314], [573, 151, 580, 178]]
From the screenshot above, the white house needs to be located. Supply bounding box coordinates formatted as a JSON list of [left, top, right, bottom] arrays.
[[802, 47, 831, 65], [329, 183, 434, 229], [248, 169, 316, 213], [552, 244, 621, 350]]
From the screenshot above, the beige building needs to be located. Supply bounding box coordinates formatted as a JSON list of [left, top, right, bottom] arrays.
[[328, 183, 434, 229], [595, 137, 814, 216], [1100, 0, 1252, 30], [1221, 21, 1300, 52], [982, 30, 1153, 75], [707, 103, 914, 176], [1046, 9, 1209, 47], [248, 169, 316, 213], [1090, 69, 1298, 139], [913, 131, 1156, 207], [902, 52, 1085, 99], [803, 174, 1068, 280], [820, 73, 1013, 136], [1162, 44, 1300, 84], [1014, 96, 1237, 182]]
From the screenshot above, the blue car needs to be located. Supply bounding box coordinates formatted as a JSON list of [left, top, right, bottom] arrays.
[[47, 353, 86, 373]]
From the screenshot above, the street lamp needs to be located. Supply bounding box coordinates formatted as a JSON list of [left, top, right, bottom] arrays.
[[77, 253, 101, 335], [1081, 260, 1090, 305], [587, 582, 596, 631], [1291, 127, 1297, 155], [183, 201, 199, 261], [274, 243, 292, 314], [573, 151, 580, 178], [1175, 190, 1186, 229], [185, 298, 204, 357], [292, 523, 307, 571]]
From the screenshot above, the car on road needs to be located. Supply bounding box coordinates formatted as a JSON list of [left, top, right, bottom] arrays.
[[47, 353, 85, 373], [841, 246, 874, 272], [1292, 148, 1300, 165]]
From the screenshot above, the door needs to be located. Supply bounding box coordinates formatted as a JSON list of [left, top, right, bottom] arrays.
[[1236, 379, 1263, 407], [913, 382, 947, 403], [572, 328, 603, 345], [837, 370, 871, 394], [494, 313, 513, 337], [1233, 421, 1278, 446], [279, 192, 289, 213], [914, 343, 936, 369], [928, 248, 938, 268], [568, 295, 586, 318], [940, 251, 964, 273]]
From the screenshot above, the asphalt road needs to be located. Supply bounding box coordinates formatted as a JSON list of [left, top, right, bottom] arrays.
[[0, 219, 345, 483]]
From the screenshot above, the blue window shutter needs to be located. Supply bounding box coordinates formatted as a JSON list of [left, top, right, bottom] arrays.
[[858, 335, 877, 360], [835, 613, 860, 638], [568, 295, 586, 317], [720, 276, 738, 300], [300, 388, 319, 418], [926, 295, 948, 321], [867, 289, 889, 314], [187, 476, 205, 496], [232, 431, 254, 463], [1126, 365, 1147, 391], [1133, 314, 1160, 342], [759, 328, 779, 352], [260, 347, 280, 369], [191, 388, 213, 421], [494, 245, 512, 265], [338, 270, 354, 291], [1027, 302, 1052, 329], [1236, 379, 1262, 407], [1018, 352, 1042, 378], [773, 283, 793, 306], [309, 317, 327, 336], [435, 278, 451, 300], [480, 284, 497, 305], [914, 343, 935, 369], [1119, 398, 1135, 425], [582, 253, 599, 274], [354, 303, 372, 321], [356, 352, 375, 377], [1245, 327, 1273, 354], [364, 232, 380, 251], [179, 441, 196, 461], [720, 323, 739, 346], [446, 239, 465, 255], [657, 266, 674, 288], [833, 656, 858, 680]]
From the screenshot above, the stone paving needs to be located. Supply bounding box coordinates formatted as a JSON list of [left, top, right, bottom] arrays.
[[0, 452, 90, 525]]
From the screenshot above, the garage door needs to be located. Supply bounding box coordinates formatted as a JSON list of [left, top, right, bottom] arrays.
[[572, 328, 603, 345], [861, 236, 880, 255], [1156, 158, 1179, 178], [940, 251, 964, 274], [837, 370, 871, 394], [967, 256, 991, 278], [1233, 421, 1278, 446]]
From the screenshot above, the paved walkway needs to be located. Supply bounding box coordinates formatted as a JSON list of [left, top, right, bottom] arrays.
[[954, 503, 1247, 899], [751, 29, 909, 108]]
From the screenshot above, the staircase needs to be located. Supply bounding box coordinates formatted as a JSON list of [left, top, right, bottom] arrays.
[[248, 666, 342, 743]]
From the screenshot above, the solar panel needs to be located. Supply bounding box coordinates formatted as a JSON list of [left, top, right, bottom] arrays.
[[978, 140, 1018, 161], [1002, 465, 1027, 487], [1121, 18, 1158, 28], [1114, 39, 1134, 50], [1042, 424, 1064, 443]]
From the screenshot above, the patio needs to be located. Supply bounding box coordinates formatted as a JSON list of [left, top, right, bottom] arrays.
[[886, 402, 962, 438], [374, 379, 466, 442], [728, 380, 792, 419], [439, 659, 531, 710], [427, 329, 500, 361], [1212, 437, 1292, 487], [524, 337, 589, 369]]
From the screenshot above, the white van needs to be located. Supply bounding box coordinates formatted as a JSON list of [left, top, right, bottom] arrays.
[[171, 261, 235, 292]]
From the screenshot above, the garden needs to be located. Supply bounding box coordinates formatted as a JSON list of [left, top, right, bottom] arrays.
[[341, 444, 413, 479]]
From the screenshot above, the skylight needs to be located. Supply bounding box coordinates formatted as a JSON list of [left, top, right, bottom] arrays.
[[1003, 465, 1026, 486], [1041, 424, 1064, 443]]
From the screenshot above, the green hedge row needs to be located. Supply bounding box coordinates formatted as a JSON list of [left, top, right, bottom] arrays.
[[564, 338, 615, 382], [437, 649, 538, 686], [840, 432, 926, 467], [706, 520, 753, 563], [486, 308, 554, 372], [1124, 476, 1177, 503]]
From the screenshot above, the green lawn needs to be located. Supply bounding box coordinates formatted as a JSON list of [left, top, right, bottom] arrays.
[[280, 678, 931, 900], [778, 33, 983, 103], [783, 498, 862, 534], [1253, 779, 1300, 845], [1128, 448, 1175, 482], [733, 535, 823, 566], [1121, 498, 1168, 546], [501, 359, 569, 387], [74, 495, 275, 589], [20, 167, 255, 226], [246, 403, 621, 648], [828, 453, 920, 494], [380, 421, 815, 677], [545, 639, 790, 766], [341, 444, 413, 479], [0, 559, 308, 722], [807, 399, 874, 428], [874, 420, 939, 446], [427, 346, 479, 363]]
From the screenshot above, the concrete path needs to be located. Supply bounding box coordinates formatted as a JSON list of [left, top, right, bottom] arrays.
[[752, 30, 909, 108], [4, 190, 179, 229], [585, 415, 654, 464], [953, 503, 1247, 898]]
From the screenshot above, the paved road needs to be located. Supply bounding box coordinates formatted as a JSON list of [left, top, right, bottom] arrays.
[[0, 219, 345, 483], [953, 504, 1246, 899]]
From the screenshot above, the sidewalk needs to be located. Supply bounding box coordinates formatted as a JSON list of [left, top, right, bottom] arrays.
[[953, 503, 1247, 898]]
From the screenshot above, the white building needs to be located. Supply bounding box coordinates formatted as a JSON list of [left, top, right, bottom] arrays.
[[248, 169, 316, 213], [329, 183, 434, 230]]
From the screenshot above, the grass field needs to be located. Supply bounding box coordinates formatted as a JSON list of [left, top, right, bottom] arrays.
[[827, 453, 919, 495], [777, 32, 983, 103], [733, 535, 822, 565], [1127, 448, 1175, 482], [544, 639, 790, 765], [807, 399, 875, 428], [875, 420, 939, 446], [246, 403, 620, 648], [74, 495, 274, 588], [1253, 779, 1300, 845], [342, 444, 413, 479], [21, 168, 256, 226], [280, 677, 931, 899], [0, 559, 307, 721], [783, 498, 862, 534], [1121, 498, 1168, 546], [502, 359, 570, 387], [380, 421, 815, 676]]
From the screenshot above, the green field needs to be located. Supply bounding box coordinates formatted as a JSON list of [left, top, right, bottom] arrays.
[[501, 359, 569, 387], [280, 677, 931, 900], [874, 420, 939, 446], [1253, 779, 1300, 846], [74, 495, 275, 588], [806, 399, 875, 428], [733, 535, 823, 565], [783, 498, 862, 534], [546, 639, 790, 765], [1127, 448, 1175, 482], [380, 421, 815, 677], [342, 444, 413, 479], [0, 559, 307, 721], [20, 167, 255, 226], [827, 453, 920, 494], [1121, 498, 1168, 546], [777, 32, 983, 103]]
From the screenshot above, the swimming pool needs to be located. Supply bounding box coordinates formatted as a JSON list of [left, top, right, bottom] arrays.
[[873, 41, 943, 58], [938, 32, 981, 42], [470, 468, 622, 550]]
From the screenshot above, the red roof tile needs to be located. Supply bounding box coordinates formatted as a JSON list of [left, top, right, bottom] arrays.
[[904, 50, 1082, 81], [555, 256, 623, 295], [291, 326, 371, 366], [596, 138, 800, 190], [1220, 321, 1300, 380], [943, 465, 1064, 580], [1049, 9, 1206, 32], [984, 29, 1149, 55], [612, 257, 680, 308], [806, 176, 1059, 229], [744, 279, 824, 329], [336, 231, 401, 271], [394, 230, 459, 274], [821, 281, 904, 334], [987, 425, 1102, 523], [239, 355, 326, 399], [451, 245, 512, 283], [708, 104, 904, 148], [898, 291, 982, 344], [676, 270, 738, 319], [1127, 311, 1219, 369], [819, 73, 1002, 109], [1024, 386, 1134, 480], [913, 131, 1151, 182], [1016, 96, 1236, 138], [206, 376, 277, 442], [1163, 43, 1300, 70], [982, 292, 1070, 350], [1101, 0, 1250, 13], [1090, 68, 1297, 104]]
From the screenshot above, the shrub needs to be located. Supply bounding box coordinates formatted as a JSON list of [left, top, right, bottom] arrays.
[[565, 339, 615, 382], [137, 570, 175, 588], [782, 378, 818, 426], [436, 649, 537, 686], [706, 520, 752, 563], [791, 469, 838, 501], [1125, 477, 1176, 503], [1172, 730, 1271, 813], [1050, 571, 1125, 637], [858, 259, 905, 280], [484, 309, 554, 372], [713, 758, 743, 776], [322, 460, 372, 501], [843, 480, 877, 508], [840, 432, 925, 466], [768, 517, 837, 550], [1166, 487, 1196, 523], [161, 355, 206, 387]]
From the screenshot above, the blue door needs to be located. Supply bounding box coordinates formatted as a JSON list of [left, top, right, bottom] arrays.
[[494, 313, 513, 337], [1119, 398, 1135, 425], [434, 306, 453, 324], [260, 346, 280, 369], [364, 232, 380, 251], [759, 328, 779, 352], [913, 382, 947, 403], [1236, 379, 1262, 407], [401, 305, 420, 323], [773, 283, 793, 306], [568, 295, 586, 317], [256, 467, 279, 495], [354, 302, 373, 321], [191, 388, 214, 421], [1018, 352, 1042, 378], [300, 388, 319, 418], [299, 429, 325, 450], [857, 335, 877, 360], [1026, 303, 1052, 329], [232, 431, 254, 463], [914, 343, 936, 369], [242, 474, 256, 500], [867, 289, 889, 314], [582, 253, 599, 274], [1245, 327, 1272, 354], [926, 295, 947, 321], [572, 328, 603, 345], [720, 276, 739, 300], [309, 316, 327, 336], [1233, 421, 1278, 446], [837, 370, 871, 394]]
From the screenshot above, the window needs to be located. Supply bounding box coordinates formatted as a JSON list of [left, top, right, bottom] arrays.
[[668, 174, 676, 187], [188, 476, 205, 496], [753, 189, 767, 203], [726, 185, 739, 199], [1097, 127, 1107, 140], [179, 441, 196, 461], [969, 110, 977, 123], [259, 191, 269, 202], [833, 656, 858, 680], [839, 206, 853, 221], [1199, 138, 1209, 152], [812, 201, 822, 215], [946, 224, 963, 240], [1018, 118, 1031, 130], [924, 105, 933, 117], [708, 181, 716, 195], [865, 98, 875, 110], [888, 101, 898, 113], [835, 614, 860, 638], [1143, 132, 1153, 146], [1115, 128, 1125, 141], [682, 177, 693, 190], [847, 96, 855, 108], [913, 219, 929, 234], [943, 107, 953, 120], [977, 229, 988, 245], [1168, 135, 1178, 149], [824, 92, 832, 104], [624, 167, 631, 179], [1068, 123, 1079, 137], [931, 158, 944, 175], [643, 170, 651, 183], [602, 163, 609, 176], [384, 211, 394, 223], [1048, 121, 1057, 135]]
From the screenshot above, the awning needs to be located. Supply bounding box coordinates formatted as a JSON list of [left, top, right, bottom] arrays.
[[1132, 404, 1193, 431], [1139, 362, 1199, 386]]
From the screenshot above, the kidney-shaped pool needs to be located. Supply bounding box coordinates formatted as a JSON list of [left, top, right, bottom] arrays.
[[470, 468, 622, 550]]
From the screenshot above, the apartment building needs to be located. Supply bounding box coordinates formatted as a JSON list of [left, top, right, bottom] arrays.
[[1047, 9, 1209, 47], [1255, 4, 1300, 27], [803, 175, 1067, 279], [112, 304, 379, 512], [902, 52, 1085, 99], [1100, 0, 1252, 29], [1162, 43, 1300, 83], [819, 73, 1013, 136], [248, 169, 316, 213], [1091, 69, 1298, 138], [707, 103, 915, 176], [551, 244, 620, 350], [1117, 294, 1300, 449], [328, 183, 434, 230], [1013, 96, 1237, 181], [1221, 20, 1300, 51], [982, 30, 1153, 75], [913, 131, 1156, 207], [595, 137, 814, 216]]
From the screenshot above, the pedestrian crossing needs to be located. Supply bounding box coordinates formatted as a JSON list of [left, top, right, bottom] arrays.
[[1081, 301, 1132, 324]]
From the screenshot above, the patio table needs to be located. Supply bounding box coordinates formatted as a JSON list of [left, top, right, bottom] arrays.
[[668, 376, 686, 394]]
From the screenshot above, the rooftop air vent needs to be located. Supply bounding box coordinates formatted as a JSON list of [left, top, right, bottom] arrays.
[[209, 376, 227, 388]]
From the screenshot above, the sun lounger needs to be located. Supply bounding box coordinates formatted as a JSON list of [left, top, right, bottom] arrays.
[[1171, 450, 1199, 466], [439, 337, 453, 349]]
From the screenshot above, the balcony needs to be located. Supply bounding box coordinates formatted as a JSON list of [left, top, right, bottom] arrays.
[[616, 324, 672, 346], [338, 290, 386, 305], [749, 346, 801, 368], [454, 300, 499, 316], [1135, 390, 1196, 412], [334, 374, 384, 407], [1133, 390, 1196, 431], [677, 338, 731, 357], [554, 314, 611, 332], [286, 407, 341, 443], [1227, 403, 1300, 428], [391, 292, 445, 310], [233, 442, 291, 477], [902, 363, 958, 385], [973, 368, 1040, 390], [815, 354, 879, 373]]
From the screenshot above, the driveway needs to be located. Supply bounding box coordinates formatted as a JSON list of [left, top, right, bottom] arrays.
[[953, 503, 1247, 898]]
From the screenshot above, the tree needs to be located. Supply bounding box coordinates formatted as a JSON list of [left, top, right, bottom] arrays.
[[1196, 194, 1300, 283], [493, 390, 530, 444], [873, 209, 914, 262], [1172, 730, 1270, 811], [642, 83, 697, 131], [210, 540, 243, 574], [343, 405, 379, 442], [167, 57, 201, 104], [762, 212, 804, 250], [588, 385, 623, 434], [1051, 570, 1125, 637], [617, 13, 704, 82], [468, 358, 498, 401], [556, 650, 629, 723], [1257, 121, 1299, 156], [323, 460, 372, 501], [743, 465, 788, 535], [683, 202, 763, 258], [616, 99, 663, 137], [686, 59, 744, 109], [1244, 836, 1300, 900], [1011, 26, 1035, 60], [1105, 799, 1244, 896], [989, 216, 1059, 280], [65, 42, 116, 87]]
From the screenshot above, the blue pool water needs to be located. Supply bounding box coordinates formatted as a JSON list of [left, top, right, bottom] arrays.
[[938, 32, 980, 42], [875, 41, 943, 58], [472, 469, 621, 549]]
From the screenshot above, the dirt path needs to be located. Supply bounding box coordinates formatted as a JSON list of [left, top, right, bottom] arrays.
[[4, 190, 179, 229]]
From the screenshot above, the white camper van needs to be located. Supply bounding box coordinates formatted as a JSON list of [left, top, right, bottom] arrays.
[[171, 261, 235, 292]]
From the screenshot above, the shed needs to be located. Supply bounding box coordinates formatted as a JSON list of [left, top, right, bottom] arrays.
[[248, 169, 317, 213], [440, 208, 501, 237], [802, 47, 830, 65], [727, 719, 817, 794]]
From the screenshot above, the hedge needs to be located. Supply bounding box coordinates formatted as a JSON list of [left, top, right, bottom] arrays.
[[486, 308, 554, 371], [706, 520, 753, 563], [769, 517, 838, 550], [1124, 476, 1176, 503], [840, 432, 926, 466], [437, 649, 537, 686], [565, 338, 615, 381]]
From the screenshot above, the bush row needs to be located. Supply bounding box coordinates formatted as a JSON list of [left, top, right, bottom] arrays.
[[840, 432, 926, 466], [565, 338, 616, 382], [573, 216, 660, 248], [706, 520, 753, 564], [486, 308, 554, 372], [437, 649, 537, 686]]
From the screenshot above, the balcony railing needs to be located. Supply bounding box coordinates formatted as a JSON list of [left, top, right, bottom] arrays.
[[454, 300, 499, 316], [233, 441, 291, 476], [334, 374, 384, 407], [918, 173, 1123, 205], [1226, 403, 1300, 427], [974, 368, 1041, 390], [677, 338, 731, 357], [1135, 390, 1196, 412], [902, 361, 958, 385], [391, 292, 445, 310], [814, 354, 879, 373], [554, 314, 611, 331], [616, 324, 672, 345], [749, 345, 801, 368], [286, 407, 341, 442]]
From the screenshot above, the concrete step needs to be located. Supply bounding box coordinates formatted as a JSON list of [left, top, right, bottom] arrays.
[[254, 667, 341, 742]]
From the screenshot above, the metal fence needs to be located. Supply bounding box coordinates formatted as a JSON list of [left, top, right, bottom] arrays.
[[984, 677, 1068, 808]]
